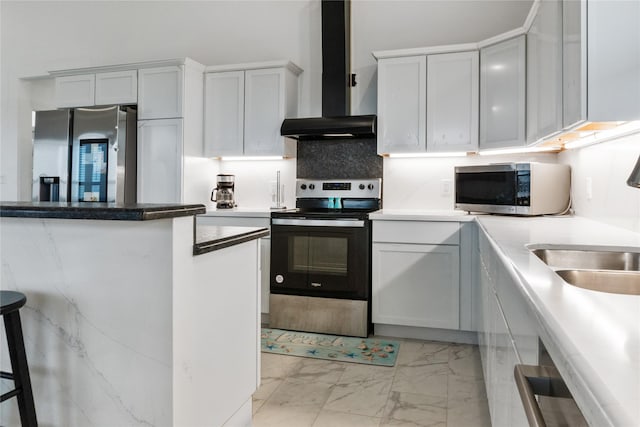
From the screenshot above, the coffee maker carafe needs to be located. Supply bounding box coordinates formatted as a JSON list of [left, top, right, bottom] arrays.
[[211, 174, 236, 209]]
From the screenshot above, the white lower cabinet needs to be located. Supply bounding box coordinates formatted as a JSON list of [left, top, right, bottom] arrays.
[[372, 243, 459, 329], [477, 227, 536, 427], [372, 220, 466, 331], [196, 215, 270, 316]]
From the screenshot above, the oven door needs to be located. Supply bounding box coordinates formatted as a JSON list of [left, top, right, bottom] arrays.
[[270, 218, 370, 300]]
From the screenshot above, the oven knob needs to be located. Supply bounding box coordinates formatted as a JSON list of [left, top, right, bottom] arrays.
[[300, 184, 307, 190], [275, 274, 284, 284], [309, 184, 315, 190], [368, 184, 375, 190], [359, 184, 365, 190]]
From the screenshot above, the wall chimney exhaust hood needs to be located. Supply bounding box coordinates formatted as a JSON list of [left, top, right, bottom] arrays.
[[281, 0, 377, 140]]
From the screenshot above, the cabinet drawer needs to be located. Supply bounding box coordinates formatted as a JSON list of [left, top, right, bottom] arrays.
[[373, 221, 460, 245], [196, 215, 270, 228]]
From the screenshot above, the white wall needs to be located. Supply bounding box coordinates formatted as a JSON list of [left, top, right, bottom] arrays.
[[383, 135, 640, 233], [1, 0, 532, 202], [0, 0, 321, 201], [382, 152, 557, 210], [215, 158, 296, 210], [558, 134, 640, 233], [351, 0, 533, 114]]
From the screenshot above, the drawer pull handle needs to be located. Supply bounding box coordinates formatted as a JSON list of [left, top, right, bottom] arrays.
[[514, 364, 572, 427]]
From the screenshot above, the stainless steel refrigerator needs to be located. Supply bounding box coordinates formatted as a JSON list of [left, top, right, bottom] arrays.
[[32, 106, 137, 203]]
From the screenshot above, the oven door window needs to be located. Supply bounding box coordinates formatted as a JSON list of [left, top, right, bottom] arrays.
[[289, 236, 348, 276]]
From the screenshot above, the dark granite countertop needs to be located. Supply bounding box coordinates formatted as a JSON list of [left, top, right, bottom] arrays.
[[194, 225, 269, 255], [0, 202, 267, 255], [0, 202, 206, 221]]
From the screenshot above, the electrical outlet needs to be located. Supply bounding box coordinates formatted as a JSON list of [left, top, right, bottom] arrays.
[[586, 177, 593, 201], [441, 179, 452, 196]]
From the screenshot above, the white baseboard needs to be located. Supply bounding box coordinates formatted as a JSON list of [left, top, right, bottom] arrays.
[[374, 324, 478, 345]]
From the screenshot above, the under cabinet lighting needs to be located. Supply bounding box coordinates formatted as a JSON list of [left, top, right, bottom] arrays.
[[387, 151, 468, 158], [563, 121, 640, 150], [478, 146, 562, 156], [219, 156, 284, 161]]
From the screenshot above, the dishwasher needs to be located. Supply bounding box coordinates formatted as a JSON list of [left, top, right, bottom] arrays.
[[515, 340, 588, 427]]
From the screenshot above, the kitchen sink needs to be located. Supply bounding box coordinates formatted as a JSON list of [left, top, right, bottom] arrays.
[[530, 247, 640, 271], [556, 270, 640, 295], [528, 245, 640, 295]]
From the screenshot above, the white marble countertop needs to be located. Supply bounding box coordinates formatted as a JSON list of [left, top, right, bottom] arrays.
[[369, 208, 476, 222], [476, 215, 640, 427]]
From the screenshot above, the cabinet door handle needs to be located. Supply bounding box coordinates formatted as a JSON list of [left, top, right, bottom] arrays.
[[514, 364, 573, 427]]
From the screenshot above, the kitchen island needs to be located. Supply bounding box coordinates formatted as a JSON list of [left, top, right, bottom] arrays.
[[0, 202, 268, 426]]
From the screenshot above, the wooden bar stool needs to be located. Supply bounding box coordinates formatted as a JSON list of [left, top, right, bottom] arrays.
[[1, 291, 37, 427]]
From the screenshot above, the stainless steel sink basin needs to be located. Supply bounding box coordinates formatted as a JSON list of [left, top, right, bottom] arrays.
[[556, 270, 640, 295], [531, 247, 640, 271], [528, 245, 640, 295]]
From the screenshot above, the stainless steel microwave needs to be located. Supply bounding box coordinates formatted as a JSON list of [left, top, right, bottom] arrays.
[[454, 163, 571, 215]]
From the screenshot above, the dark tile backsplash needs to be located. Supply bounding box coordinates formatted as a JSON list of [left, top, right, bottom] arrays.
[[296, 138, 383, 179]]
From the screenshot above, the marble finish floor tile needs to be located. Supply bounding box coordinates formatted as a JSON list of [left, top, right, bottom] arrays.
[[313, 410, 382, 427], [391, 363, 450, 397], [253, 338, 491, 427], [323, 375, 393, 417], [383, 391, 447, 426]]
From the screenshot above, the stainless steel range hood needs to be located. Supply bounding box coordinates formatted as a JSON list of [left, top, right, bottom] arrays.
[[281, 0, 377, 140]]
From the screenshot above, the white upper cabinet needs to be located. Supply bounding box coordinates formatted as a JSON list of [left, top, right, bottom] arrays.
[[55, 71, 137, 108], [562, 0, 586, 129], [204, 71, 245, 157], [574, 0, 640, 123], [480, 36, 526, 149], [377, 56, 427, 154], [244, 68, 288, 156], [95, 70, 137, 106], [55, 74, 95, 108], [426, 51, 479, 153], [204, 62, 301, 158], [376, 52, 479, 155], [527, 0, 563, 143], [138, 66, 184, 119]]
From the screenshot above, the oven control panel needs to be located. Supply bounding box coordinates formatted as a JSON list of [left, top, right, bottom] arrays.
[[296, 179, 381, 198]]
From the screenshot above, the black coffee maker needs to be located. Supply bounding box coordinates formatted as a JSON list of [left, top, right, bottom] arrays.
[[211, 174, 236, 209]]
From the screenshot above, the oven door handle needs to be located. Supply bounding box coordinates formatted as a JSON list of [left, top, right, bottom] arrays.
[[272, 218, 365, 227]]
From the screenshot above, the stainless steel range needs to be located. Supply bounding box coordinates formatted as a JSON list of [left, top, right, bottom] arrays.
[[269, 179, 381, 337]]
